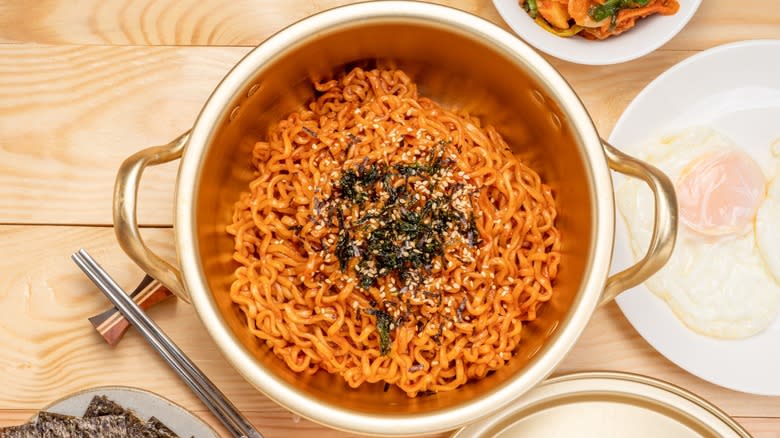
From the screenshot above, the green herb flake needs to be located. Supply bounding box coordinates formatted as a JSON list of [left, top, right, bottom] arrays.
[[367, 309, 393, 355], [339, 169, 361, 203], [328, 143, 481, 292], [335, 228, 354, 271], [588, 0, 651, 22], [526, 0, 538, 19], [466, 213, 482, 247]]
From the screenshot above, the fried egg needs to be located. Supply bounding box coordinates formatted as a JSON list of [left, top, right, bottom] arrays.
[[617, 127, 780, 338]]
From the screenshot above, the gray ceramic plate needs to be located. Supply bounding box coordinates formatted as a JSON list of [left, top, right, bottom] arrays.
[[38, 386, 219, 437]]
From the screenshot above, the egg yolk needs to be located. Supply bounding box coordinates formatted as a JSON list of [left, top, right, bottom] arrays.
[[676, 149, 765, 236]]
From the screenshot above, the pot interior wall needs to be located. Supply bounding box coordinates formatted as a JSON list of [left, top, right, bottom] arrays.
[[193, 18, 595, 415]]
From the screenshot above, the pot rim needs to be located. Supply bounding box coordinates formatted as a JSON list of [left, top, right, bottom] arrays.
[[175, 1, 613, 435]]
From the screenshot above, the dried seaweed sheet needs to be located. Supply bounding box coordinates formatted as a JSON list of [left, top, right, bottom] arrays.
[[36, 411, 127, 438], [146, 416, 180, 438], [83, 395, 161, 437], [84, 395, 135, 419], [0, 423, 40, 438], [1, 395, 185, 438]]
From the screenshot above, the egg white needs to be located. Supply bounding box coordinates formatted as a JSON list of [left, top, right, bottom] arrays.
[[756, 163, 780, 284], [617, 127, 780, 339]]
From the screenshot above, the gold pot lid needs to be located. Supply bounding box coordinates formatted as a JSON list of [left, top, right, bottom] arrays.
[[453, 371, 750, 438]]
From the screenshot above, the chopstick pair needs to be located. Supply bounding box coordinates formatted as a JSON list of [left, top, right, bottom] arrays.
[[73, 249, 263, 438]]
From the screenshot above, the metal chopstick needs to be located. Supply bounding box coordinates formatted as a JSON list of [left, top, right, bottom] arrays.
[[72, 249, 263, 438]]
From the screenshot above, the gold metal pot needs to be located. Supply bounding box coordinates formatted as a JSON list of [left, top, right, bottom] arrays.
[[113, 2, 677, 435]]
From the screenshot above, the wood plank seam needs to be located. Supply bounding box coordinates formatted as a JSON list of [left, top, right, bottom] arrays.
[[0, 222, 173, 228]]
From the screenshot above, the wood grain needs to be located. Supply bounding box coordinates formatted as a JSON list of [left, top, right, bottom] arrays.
[[0, 1, 502, 46], [738, 418, 780, 438], [666, 1, 780, 51], [0, 44, 248, 226], [0, 45, 690, 226], [0, 0, 778, 50], [0, 225, 777, 428]]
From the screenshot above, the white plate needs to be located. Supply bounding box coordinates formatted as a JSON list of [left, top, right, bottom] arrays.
[[610, 40, 780, 395], [492, 0, 701, 65], [40, 386, 219, 437]]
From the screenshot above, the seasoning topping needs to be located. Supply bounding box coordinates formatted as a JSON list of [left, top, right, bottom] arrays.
[[314, 142, 482, 355]]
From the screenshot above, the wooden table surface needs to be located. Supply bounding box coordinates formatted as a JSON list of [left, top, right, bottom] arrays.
[[1, 1, 779, 436]]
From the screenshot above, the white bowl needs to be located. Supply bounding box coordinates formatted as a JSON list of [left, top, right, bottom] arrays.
[[492, 0, 702, 65]]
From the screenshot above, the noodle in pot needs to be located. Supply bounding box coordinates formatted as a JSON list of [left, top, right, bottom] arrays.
[[227, 68, 561, 397]]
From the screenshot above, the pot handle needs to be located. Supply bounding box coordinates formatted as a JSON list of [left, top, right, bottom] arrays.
[[600, 140, 678, 306], [113, 131, 191, 302]]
